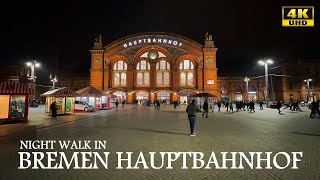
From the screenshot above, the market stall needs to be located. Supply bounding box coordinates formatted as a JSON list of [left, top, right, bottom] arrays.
[[41, 87, 78, 115], [75, 86, 109, 110], [0, 81, 33, 123], [193, 93, 216, 112]]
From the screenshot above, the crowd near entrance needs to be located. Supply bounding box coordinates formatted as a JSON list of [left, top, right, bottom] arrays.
[[157, 92, 170, 104], [113, 91, 126, 102]]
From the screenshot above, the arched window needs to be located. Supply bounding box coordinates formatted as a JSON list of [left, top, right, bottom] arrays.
[[137, 73, 143, 85], [114, 73, 120, 86], [136, 60, 150, 86], [113, 61, 127, 70], [156, 60, 170, 86], [164, 72, 169, 85], [180, 73, 186, 85], [187, 73, 193, 85], [113, 61, 127, 86], [179, 60, 194, 70], [157, 73, 162, 85], [180, 60, 194, 86]]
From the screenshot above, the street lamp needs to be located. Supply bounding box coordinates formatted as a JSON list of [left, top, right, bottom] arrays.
[[26, 60, 40, 100], [244, 76, 250, 100], [304, 79, 312, 102], [258, 59, 273, 108], [50, 74, 58, 89]]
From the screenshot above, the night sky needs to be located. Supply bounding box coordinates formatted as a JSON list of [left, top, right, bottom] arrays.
[[1, 0, 319, 78]]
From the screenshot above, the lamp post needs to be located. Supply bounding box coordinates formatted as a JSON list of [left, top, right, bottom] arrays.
[[50, 74, 58, 89], [304, 79, 312, 102], [26, 60, 40, 100], [244, 76, 250, 100], [258, 59, 273, 108]]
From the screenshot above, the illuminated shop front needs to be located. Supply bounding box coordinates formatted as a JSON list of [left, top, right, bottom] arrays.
[[89, 32, 218, 103], [248, 87, 257, 101], [234, 87, 243, 101], [0, 81, 32, 123], [220, 87, 229, 102], [41, 87, 77, 115]]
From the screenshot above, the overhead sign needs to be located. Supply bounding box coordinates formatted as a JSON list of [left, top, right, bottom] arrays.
[[123, 38, 182, 48], [207, 80, 214, 85]]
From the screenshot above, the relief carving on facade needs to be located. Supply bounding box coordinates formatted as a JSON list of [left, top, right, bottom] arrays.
[[167, 47, 187, 65]]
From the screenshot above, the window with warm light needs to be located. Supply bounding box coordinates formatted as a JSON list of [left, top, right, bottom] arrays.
[[113, 61, 127, 86], [179, 60, 194, 86], [156, 60, 170, 86], [136, 60, 150, 86]]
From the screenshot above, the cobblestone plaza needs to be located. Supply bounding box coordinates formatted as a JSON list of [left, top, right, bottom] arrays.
[[1, 104, 319, 180]]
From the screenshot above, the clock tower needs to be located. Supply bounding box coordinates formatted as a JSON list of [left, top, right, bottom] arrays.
[[90, 35, 104, 90], [202, 33, 218, 95]]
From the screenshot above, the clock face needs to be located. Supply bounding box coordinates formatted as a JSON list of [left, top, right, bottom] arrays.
[[206, 56, 214, 63], [148, 51, 159, 60], [95, 58, 100, 64]]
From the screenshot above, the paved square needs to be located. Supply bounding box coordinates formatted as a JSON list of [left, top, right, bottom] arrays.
[[0, 104, 319, 180]]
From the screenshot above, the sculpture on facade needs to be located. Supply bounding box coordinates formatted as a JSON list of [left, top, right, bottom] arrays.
[[95, 34, 102, 42], [205, 32, 213, 41]]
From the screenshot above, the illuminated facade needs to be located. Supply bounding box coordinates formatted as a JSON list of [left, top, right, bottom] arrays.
[[90, 33, 320, 103], [90, 32, 218, 103]]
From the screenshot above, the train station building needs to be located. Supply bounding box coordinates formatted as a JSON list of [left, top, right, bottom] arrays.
[[90, 32, 320, 103]]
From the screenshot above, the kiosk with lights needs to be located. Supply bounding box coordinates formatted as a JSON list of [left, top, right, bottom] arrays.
[[76, 86, 110, 109], [193, 93, 216, 112], [41, 87, 78, 115], [0, 81, 32, 123]]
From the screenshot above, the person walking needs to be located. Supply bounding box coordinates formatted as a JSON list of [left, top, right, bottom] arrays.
[[202, 100, 209, 118], [229, 101, 233, 113], [186, 99, 197, 136], [173, 100, 178, 109], [259, 101, 263, 110], [225, 101, 229, 112], [249, 100, 255, 113], [276, 100, 282, 114], [156, 100, 161, 110], [50, 101, 57, 118], [115, 100, 119, 111], [122, 100, 125, 108], [217, 101, 221, 111]]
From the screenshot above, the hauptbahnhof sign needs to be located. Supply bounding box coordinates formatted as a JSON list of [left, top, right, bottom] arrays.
[[123, 38, 182, 48]]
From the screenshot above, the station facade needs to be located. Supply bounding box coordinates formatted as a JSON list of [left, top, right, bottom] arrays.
[[90, 32, 218, 103], [90, 33, 320, 103]]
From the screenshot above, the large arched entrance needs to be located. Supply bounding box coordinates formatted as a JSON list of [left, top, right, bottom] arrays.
[[248, 87, 257, 101], [136, 91, 149, 101], [113, 91, 126, 102], [155, 90, 171, 104]]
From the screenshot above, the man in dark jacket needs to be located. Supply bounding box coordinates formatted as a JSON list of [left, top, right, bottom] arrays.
[[50, 101, 57, 118], [277, 100, 282, 114], [186, 100, 197, 136], [202, 100, 209, 118], [217, 101, 221, 111]]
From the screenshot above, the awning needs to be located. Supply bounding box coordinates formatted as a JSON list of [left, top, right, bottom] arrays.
[[0, 81, 33, 94], [41, 87, 78, 97], [76, 86, 107, 97]]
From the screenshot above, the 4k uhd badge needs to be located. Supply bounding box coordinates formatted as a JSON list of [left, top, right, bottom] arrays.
[[282, 6, 314, 27]]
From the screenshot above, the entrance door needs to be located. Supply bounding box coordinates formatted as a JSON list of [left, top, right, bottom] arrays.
[[136, 92, 149, 101]]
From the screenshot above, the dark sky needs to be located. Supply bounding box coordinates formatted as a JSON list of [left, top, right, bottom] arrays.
[[1, 0, 319, 78]]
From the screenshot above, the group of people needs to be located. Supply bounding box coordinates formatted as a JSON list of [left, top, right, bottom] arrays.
[[222, 100, 256, 113]]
